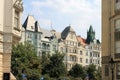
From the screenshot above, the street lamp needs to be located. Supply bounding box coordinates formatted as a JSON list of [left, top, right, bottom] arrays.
[[109, 58, 115, 80]]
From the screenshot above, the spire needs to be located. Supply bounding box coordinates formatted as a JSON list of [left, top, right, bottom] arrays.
[[89, 25, 93, 32], [86, 25, 95, 44]]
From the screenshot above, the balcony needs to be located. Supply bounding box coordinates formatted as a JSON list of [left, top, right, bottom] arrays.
[[115, 2, 120, 14]]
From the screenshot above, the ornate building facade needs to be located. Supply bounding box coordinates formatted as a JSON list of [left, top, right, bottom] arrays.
[[21, 15, 58, 56], [0, 0, 23, 79], [21, 15, 101, 71], [102, 0, 120, 79]]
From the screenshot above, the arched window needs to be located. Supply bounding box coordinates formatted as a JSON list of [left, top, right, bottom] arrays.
[[42, 43, 46, 49]]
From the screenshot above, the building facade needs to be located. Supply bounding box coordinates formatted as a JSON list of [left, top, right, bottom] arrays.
[[21, 15, 58, 56], [58, 26, 87, 70], [102, 0, 120, 80], [22, 15, 101, 71], [0, 0, 23, 79], [85, 26, 101, 69]]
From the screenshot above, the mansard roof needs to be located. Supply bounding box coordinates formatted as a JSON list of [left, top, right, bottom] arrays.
[[22, 15, 41, 32], [61, 26, 75, 39]]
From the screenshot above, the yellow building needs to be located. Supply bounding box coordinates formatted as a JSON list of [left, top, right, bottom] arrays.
[[102, 0, 120, 80], [0, 0, 23, 79]]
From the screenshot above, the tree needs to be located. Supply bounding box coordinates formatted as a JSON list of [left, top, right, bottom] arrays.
[[95, 67, 101, 80], [69, 64, 86, 79], [86, 64, 97, 80], [11, 42, 41, 80], [43, 51, 67, 78]]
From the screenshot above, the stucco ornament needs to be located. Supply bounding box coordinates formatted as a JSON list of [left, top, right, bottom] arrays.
[[14, 0, 23, 11]]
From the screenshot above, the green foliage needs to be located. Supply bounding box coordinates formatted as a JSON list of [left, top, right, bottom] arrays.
[[95, 67, 102, 80], [11, 42, 41, 80], [69, 64, 86, 79], [86, 64, 97, 80], [42, 51, 67, 78]]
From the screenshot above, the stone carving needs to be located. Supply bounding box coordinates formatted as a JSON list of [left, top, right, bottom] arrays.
[[14, 0, 23, 11]]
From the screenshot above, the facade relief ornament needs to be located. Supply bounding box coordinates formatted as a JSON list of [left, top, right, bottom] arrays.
[[13, 0, 23, 11]]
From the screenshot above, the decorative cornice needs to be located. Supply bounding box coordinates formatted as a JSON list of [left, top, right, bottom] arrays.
[[13, 0, 23, 12]]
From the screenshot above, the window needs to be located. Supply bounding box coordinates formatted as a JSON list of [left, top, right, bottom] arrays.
[[14, 10, 19, 28], [90, 59, 92, 63], [86, 51, 88, 56], [90, 52, 92, 57], [86, 59, 88, 63], [116, 0, 120, 3], [116, 63, 120, 79], [115, 19, 120, 54], [80, 58, 82, 63], [35, 34, 37, 39], [116, 0, 120, 12], [3, 73, 10, 80], [105, 65, 109, 76], [39, 35, 41, 40], [80, 51, 82, 55]]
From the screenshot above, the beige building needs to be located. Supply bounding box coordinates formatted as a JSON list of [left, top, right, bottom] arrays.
[[58, 26, 90, 70], [102, 0, 120, 80], [0, 0, 23, 79]]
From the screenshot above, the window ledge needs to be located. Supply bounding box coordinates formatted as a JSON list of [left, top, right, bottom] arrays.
[[14, 27, 21, 32]]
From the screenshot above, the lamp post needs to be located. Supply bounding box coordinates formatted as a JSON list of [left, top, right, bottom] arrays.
[[109, 58, 115, 80]]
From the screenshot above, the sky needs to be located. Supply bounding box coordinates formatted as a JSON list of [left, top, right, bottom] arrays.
[[22, 0, 101, 40]]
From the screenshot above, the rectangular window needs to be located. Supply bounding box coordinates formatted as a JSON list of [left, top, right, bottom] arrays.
[[80, 51, 82, 55], [86, 59, 88, 63], [3, 73, 10, 80], [116, 63, 120, 79], [35, 34, 37, 39], [14, 11, 19, 28], [80, 58, 82, 63], [115, 19, 120, 54], [105, 65, 109, 76], [116, 0, 120, 3]]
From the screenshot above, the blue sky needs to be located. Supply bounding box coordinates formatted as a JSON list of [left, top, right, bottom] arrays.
[[22, 0, 101, 40]]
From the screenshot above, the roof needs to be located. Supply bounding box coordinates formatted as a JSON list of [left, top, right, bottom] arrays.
[[89, 25, 94, 32], [61, 26, 75, 39], [77, 36, 86, 47], [22, 15, 41, 32], [41, 28, 52, 38]]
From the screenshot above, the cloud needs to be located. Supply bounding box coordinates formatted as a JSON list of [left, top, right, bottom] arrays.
[[30, 0, 100, 14], [23, 0, 101, 40]]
